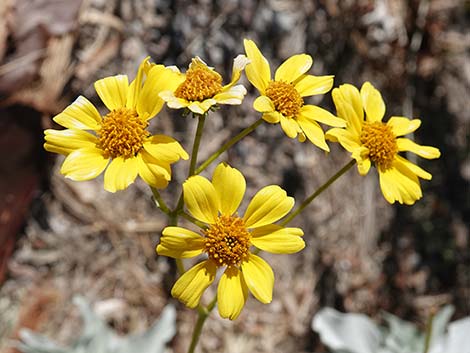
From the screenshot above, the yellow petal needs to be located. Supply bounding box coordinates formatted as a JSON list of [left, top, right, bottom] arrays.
[[159, 91, 189, 110], [379, 164, 422, 205], [332, 86, 363, 136], [143, 135, 189, 163], [360, 81, 385, 122], [262, 111, 282, 123], [137, 153, 171, 189], [171, 260, 217, 309], [251, 225, 305, 254], [60, 147, 109, 181], [280, 116, 300, 139], [274, 54, 313, 83], [212, 163, 246, 216], [157, 226, 205, 258], [223, 54, 250, 89], [395, 155, 432, 180], [126, 56, 148, 110], [214, 85, 247, 105], [183, 175, 219, 224], [44, 128, 97, 155], [188, 99, 217, 114], [240, 254, 274, 304], [138, 65, 185, 117], [294, 74, 334, 97], [299, 105, 346, 128], [53, 96, 101, 130], [217, 266, 248, 320], [325, 128, 361, 152], [253, 96, 275, 113], [243, 39, 271, 94], [94, 75, 129, 111], [396, 138, 441, 159], [103, 156, 139, 192], [387, 117, 421, 136], [296, 116, 330, 151], [356, 154, 371, 175], [243, 185, 294, 228]]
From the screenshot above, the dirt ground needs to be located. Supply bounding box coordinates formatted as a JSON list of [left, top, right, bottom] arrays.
[[0, 1, 468, 352]]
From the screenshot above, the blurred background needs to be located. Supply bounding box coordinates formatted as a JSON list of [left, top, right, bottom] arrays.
[[0, 0, 468, 352]]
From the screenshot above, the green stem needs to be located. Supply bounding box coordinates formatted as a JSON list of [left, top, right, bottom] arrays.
[[173, 113, 207, 216], [189, 113, 206, 176], [179, 211, 207, 229], [281, 159, 355, 226], [423, 311, 435, 353], [195, 118, 263, 175], [187, 296, 218, 353], [151, 187, 170, 215]]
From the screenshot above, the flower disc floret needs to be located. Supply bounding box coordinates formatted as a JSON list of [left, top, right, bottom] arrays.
[[174, 66, 223, 101], [360, 121, 398, 171], [265, 80, 304, 118], [98, 108, 149, 159], [203, 215, 251, 267]]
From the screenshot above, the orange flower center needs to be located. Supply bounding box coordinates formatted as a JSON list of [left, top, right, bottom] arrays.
[[265, 80, 304, 118], [98, 108, 149, 159], [174, 66, 223, 102], [360, 121, 398, 171], [203, 215, 251, 267]]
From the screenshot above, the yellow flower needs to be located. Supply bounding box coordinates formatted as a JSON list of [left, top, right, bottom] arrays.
[[44, 58, 189, 192], [326, 82, 441, 205], [243, 39, 345, 151], [157, 163, 305, 320], [159, 55, 250, 115]]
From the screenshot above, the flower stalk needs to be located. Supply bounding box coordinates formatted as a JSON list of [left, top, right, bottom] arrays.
[[281, 159, 355, 226], [195, 118, 263, 174]]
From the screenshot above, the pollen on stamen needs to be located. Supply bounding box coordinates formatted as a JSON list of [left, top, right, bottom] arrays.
[[265, 80, 304, 118], [360, 121, 398, 171], [98, 108, 149, 159], [174, 66, 223, 102], [203, 215, 251, 267]]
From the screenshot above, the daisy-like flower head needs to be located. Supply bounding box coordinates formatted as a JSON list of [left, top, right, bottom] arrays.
[[159, 55, 250, 115], [326, 81, 441, 205], [243, 39, 346, 151], [157, 163, 305, 320], [44, 58, 189, 192]]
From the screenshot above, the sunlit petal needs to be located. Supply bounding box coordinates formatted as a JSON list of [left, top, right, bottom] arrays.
[[212, 163, 246, 216], [251, 225, 305, 254], [53, 96, 101, 131], [94, 75, 129, 111], [387, 117, 421, 136], [253, 96, 275, 113], [275, 54, 313, 83], [243, 39, 271, 94], [183, 175, 219, 224], [360, 81, 385, 123], [157, 226, 205, 258], [171, 260, 217, 308], [296, 116, 330, 151], [396, 138, 441, 159], [60, 147, 109, 181], [44, 129, 97, 155], [243, 185, 294, 228], [240, 254, 274, 304], [103, 156, 139, 192], [294, 74, 334, 97], [218, 266, 248, 320], [299, 105, 346, 127]]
